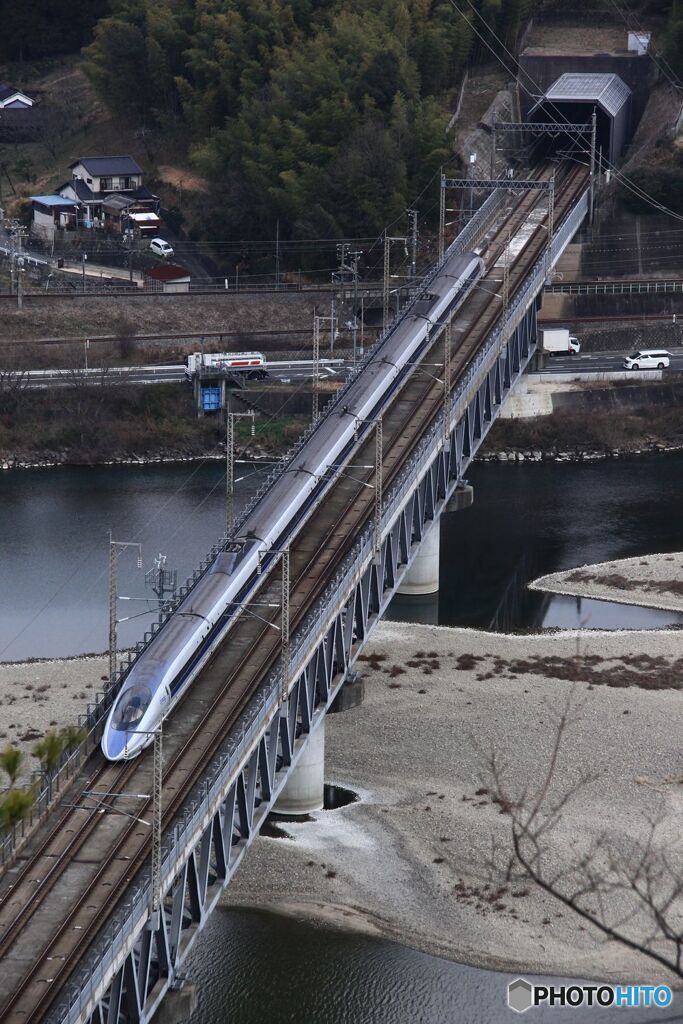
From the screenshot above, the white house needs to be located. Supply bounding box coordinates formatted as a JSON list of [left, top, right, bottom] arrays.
[[0, 85, 33, 109], [69, 156, 144, 195], [54, 155, 160, 232]]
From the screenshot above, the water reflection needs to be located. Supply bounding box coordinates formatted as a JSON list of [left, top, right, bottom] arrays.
[[3, 454, 683, 661], [542, 594, 683, 631]]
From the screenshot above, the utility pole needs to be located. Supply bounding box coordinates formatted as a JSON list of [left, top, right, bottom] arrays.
[[545, 175, 555, 282], [329, 295, 336, 352], [360, 295, 365, 359], [383, 232, 407, 334], [108, 535, 143, 685], [145, 554, 177, 620], [226, 410, 255, 535], [349, 251, 361, 363], [151, 726, 162, 918], [589, 107, 597, 225], [438, 170, 446, 265], [312, 313, 335, 421], [82, 252, 87, 294], [444, 316, 452, 443], [502, 229, 511, 337], [374, 417, 383, 557], [336, 245, 362, 361], [312, 313, 321, 423], [407, 208, 418, 278], [275, 218, 280, 288], [280, 547, 290, 705], [383, 232, 389, 334], [16, 258, 23, 310]]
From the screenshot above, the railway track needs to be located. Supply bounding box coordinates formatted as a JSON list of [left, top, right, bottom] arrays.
[[0, 161, 588, 1022]]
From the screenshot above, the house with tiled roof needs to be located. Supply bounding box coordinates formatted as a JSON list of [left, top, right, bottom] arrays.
[[31, 155, 162, 239]]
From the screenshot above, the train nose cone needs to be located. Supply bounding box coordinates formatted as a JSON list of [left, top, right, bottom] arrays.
[[103, 728, 129, 760]]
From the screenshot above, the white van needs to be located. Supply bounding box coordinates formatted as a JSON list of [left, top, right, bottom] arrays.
[[150, 238, 174, 258], [623, 350, 670, 370]]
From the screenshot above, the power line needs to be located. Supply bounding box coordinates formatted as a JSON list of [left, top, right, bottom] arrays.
[[449, 0, 683, 225]]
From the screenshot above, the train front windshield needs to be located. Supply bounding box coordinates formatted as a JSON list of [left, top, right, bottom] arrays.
[[112, 685, 152, 731]]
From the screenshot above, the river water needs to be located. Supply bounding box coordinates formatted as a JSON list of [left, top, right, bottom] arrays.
[[185, 908, 680, 1024], [2, 454, 683, 1020], [2, 454, 683, 661]]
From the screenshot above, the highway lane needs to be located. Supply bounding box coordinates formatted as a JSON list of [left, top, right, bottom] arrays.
[[10, 348, 683, 391], [10, 359, 348, 390], [537, 346, 683, 374]]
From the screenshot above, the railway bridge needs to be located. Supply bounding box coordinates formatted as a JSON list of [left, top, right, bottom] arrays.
[[0, 161, 588, 1024]]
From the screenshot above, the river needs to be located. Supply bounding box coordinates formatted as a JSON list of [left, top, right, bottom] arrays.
[[2, 454, 683, 661], [2, 454, 683, 1021]]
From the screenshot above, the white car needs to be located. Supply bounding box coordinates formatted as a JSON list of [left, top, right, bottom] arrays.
[[622, 349, 670, 370], [149, 237, 174, 258]]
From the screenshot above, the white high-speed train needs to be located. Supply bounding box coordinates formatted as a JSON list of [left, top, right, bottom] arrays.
[[102, 250, 485, 760]]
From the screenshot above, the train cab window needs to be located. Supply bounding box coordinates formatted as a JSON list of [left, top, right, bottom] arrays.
[[112, 685, 152, 731]]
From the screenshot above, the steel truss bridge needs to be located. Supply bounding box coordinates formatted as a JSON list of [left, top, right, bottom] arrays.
[[0, 163, 589, 1024]]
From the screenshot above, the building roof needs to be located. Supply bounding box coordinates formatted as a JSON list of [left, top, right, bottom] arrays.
[[130, 185, 158, 201], [129, 212, 160, 222], [102, 193, 134, 211], [541, 73, 631, 117], [31, 194, 78, 207], [69, 156, 143, 176], [0, 85, 32, 103], [58, 178, 94, 202], [144, 264, 191, 281]]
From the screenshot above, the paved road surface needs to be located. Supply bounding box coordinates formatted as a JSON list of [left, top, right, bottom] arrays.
[[537, 346, 683, 374], [10, 349, 683, 390]]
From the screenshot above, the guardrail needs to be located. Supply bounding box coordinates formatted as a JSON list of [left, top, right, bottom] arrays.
[[545, 279, 683, 296], [52, 178, 582, 1024], [0, 179, 510, 870]]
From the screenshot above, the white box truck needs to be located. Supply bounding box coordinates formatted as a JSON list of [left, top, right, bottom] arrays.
[[542, 329, 580, 355]]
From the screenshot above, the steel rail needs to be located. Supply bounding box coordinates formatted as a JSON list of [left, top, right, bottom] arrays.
[[0, 759, 139, 959], [0, 162, 587, 1022]]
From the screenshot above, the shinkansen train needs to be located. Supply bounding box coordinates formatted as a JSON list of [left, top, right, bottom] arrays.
[[102, 250, 485, 759]]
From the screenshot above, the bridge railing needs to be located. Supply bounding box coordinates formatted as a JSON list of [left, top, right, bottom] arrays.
[[52, 184, 591, 1024], [545, 278, 683, 295], [2, 185, 585, 874]]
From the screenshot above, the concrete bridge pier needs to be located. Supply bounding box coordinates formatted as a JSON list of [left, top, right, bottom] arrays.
[[274, 721, 325, 816], [398, 520, 440, 596]]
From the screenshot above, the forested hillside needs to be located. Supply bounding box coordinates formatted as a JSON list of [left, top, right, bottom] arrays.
[[81, 0, 532, 241], [3, 0, 681, 239]]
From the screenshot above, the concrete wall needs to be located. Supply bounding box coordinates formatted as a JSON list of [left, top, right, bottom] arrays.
[[501, 372, 683, 419], [540, 291, 683, 322]]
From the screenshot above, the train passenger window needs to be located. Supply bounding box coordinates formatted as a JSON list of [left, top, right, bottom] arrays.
[[112, 685, 152, 731]]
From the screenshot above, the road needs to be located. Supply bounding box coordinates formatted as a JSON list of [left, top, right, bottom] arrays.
[[538, 346, 683, 374], [10, 358, 348, 390], [11, 348, 683, 390]]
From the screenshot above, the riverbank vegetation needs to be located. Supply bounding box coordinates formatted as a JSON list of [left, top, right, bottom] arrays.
[[484, 402, 683, 457], [0, 381, 307, 466]]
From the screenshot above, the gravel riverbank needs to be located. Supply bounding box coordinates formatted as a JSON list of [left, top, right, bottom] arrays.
[[1, 575, 681, 981], [223, 619, 683, 984], [531, 552, 683, 614]]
